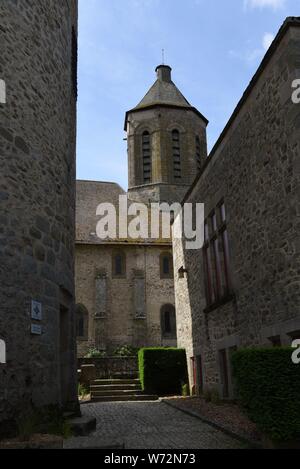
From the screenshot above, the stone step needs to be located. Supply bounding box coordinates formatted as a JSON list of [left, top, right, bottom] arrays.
[[112, 372, 138, 378], [91, 394, 158, 403], [90, 384, 142, 392], [91, 389, 144, 397], [92, 379, 140, 386]]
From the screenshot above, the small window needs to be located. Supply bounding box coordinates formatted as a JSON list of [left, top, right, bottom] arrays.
[[142, 131, 152, 183], [161, 304, 177, 339], [196, 136, 201, 171], [160, 252, 174, 279], [76, 304, 88, 340], [172, 130, 181, 181], [113, 251, 126, 278], [164, 311, 171, 333]]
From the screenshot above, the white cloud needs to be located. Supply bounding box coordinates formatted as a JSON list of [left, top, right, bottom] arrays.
[[262, 32, 275, 50], [228, 31, 275, 64], [245, 0, 286, 10]]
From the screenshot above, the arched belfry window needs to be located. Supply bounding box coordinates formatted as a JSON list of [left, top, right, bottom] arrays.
[[172, 130, 182, 180], [113, 250, 126, 278], [142, 131, 152, 183], [161, 304, 177, 339], [196, 136, 201, 171], [76, 304, 88, 340]]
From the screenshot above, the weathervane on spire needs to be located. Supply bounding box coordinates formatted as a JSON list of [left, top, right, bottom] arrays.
[[162, 49, 165, 65]]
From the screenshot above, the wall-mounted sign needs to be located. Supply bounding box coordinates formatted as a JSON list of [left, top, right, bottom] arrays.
[[31, 324, 42, 336], [31, 300, 42, 321]]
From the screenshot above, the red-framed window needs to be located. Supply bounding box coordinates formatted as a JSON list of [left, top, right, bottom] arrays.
[[203, 202, 232, 307]]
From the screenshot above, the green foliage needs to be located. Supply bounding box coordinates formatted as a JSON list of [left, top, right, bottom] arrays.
[[78, 383, 89, 399], [113, 345, 139, 357], [232, 348, 300, 442], [84, 348, 107, 358], [138, 348, 188, 396], [181, 383, 190, 397]]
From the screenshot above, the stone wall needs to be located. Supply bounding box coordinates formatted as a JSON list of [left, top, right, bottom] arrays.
[[174, 19, 300, 397], [76, 243, 176, 356], [78, 357, 138, 379], [0, 0, 78, 428]]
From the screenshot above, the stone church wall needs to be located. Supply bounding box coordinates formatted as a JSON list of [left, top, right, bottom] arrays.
[[76, 243, 176, 356]]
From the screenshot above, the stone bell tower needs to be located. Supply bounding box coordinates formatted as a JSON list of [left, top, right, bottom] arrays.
[[125, 65, 208, 204]]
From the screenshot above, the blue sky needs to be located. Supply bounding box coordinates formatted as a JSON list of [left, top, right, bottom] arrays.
[[77, 0, 299, 189]]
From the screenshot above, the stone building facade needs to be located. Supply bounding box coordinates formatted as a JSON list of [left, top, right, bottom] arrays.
[[0, 0, 78, 431], [75, 66, 207, 356], [173, 17, 300, 398]]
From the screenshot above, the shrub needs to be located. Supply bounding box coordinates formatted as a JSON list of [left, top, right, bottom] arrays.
[[84, 348, 106, 359], [232, 348, 300, 442], [78, 383, 89, 399], [138, 348, 188, 396], [113, 345, 139, 357], [181, 383, 190, 397]]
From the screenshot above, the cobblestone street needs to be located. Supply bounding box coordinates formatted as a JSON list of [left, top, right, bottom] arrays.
[[65, 401, 243, 449]]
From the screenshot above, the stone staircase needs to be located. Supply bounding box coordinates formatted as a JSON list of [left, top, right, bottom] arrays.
[[90, 378, 158, 402]]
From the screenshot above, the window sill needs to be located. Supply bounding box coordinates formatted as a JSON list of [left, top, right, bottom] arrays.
[[204, 293, 236, 314]]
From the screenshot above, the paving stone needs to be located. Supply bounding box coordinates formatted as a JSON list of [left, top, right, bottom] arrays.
[[66, 402, 243, 449]]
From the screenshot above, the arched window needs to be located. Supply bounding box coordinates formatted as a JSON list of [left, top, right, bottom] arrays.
[[196, 136, 201, 171], [76, 304, 88, 340], [142, 131, 152, 183], [160, 252, 174, 279], [172, 130, 181, 180], [161, 304, 177, 339], [113, 250, 126, 278]]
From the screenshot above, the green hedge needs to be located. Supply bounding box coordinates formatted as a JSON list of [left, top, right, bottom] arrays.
[[138, 348, 188, 396], [232, 348, 300, 442]]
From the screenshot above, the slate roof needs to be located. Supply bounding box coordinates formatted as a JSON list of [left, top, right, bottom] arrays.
[[135, 75, 191, 109], [124, 65, 208, 129]]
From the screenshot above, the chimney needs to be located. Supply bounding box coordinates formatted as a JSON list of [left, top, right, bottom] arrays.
[[155, 65, 172, 83]]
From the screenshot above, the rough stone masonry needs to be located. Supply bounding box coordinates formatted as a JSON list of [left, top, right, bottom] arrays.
[[0, 0, 78, 433], [173, 17, 300, 399]]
